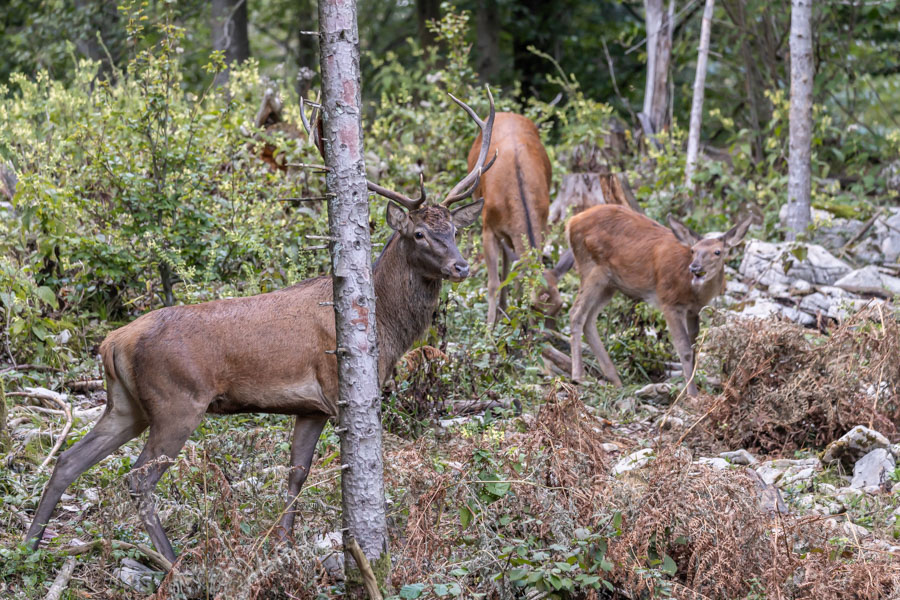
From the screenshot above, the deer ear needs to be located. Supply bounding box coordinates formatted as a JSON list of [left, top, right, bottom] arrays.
[[385, 202, 413, 235], [667, 215, 701, 246], [722, 216, 752, 248], [451, 198, 483, 229]]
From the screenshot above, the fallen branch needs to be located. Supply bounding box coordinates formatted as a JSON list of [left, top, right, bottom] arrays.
[[11, 404, 103, 422], [345, 537, 383, 600], [13, 388, 75, 470], [43, 556, 76, 600], [841, 207, 883, 252], [58, 539, 173, 572], [0, 363, 63, 374], [66, 379, 104, 393]]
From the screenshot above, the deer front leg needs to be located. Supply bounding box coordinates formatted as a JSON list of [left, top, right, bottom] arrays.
[[663, 307, 699, 396], [484, 228, 502, 327], [275, 415, 328, 541]]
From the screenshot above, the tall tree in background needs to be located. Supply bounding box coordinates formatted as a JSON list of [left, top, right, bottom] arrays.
[[786, 0, 813, 240], [684, 0, 715, 188], [212, 0, 251, 83], [318, 0, 390, 593], [73, 0, 124, 79], [416, 0, 441, 49], [476, 0, 501, 82], [641, 0, 674, 138]]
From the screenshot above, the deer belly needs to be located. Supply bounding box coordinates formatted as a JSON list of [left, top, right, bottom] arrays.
[[207, 379, 335, 416]]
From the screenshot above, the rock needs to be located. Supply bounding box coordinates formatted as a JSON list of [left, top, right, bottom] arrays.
[[726, 279, 749, 295], [790, 279, 813, 296], [634, 383, 672, 401], [891, 444, 900, 460], [600, 443, 620, 453], [824, 518, 870, 540], [657, 415, 684, 430], [834, 265, 900, 296], [113, 558, 160, 593], [834, 486, 865, 507], [746, 468, 788, 514], [696, 457, 730, 470], [614, 396, 636, 413], [780, 467, 816, 488], [739, 240, 851, 287], [756, 464, 785, 486], [314, 531, 345, 581], [612, 448, 655, 476], [767, 282, 791, 298], [849, 448, 895, 489], [720, 449, 756, 466], [821, 425, 891, 467], [755, 458, 819, 487]]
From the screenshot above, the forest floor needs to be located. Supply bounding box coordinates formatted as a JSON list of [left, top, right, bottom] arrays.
[[2, 306, 900, 600]]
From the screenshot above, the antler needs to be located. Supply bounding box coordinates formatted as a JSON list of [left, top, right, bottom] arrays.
[[300, 96, 426, 211], [442, 86, 497, 208]]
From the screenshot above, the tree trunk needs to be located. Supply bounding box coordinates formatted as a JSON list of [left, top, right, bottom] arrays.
[[786, 0, 813, 240], [318, 0, 390, 594], [416, 0, 441, 50], [684, 0, 715, 188], [476, 0, 500, 83], [549, 172, 642, 223], [211, 0, 251, 84], [641, 0, 674, 138]]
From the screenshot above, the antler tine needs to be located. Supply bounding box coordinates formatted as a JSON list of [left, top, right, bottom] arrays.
[[443, 86, 496, 208], [366, 172, 426, 211], [302, 95, 425, 210]]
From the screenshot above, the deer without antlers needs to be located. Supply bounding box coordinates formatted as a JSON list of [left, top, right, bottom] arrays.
[[565, 205, 751, 396], [24, 89, 497, 564], [465, 112, 551, 326]]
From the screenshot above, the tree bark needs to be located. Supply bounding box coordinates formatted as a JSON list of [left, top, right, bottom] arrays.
[[318, 0, 390, 594], [684, 0, 715, 188], [786, 0, 813, 240], [212, 0, 251, 84], [641, 0, 674, 138], [476, 0, 500, 83], [416, 0, 441, 50]]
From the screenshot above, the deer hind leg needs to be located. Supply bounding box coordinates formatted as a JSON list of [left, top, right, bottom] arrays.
[[571, 269, 616, 383], [484, 228, 502, 327], [26, 379, 148, 550], [663, 307, 699, 396], [275, 415, 329, 541], [582, 290, 622, 387], [127, 401, 206, 563]]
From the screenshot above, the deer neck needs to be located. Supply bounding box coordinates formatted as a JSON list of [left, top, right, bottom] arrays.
[[372, 233, 442, 383], [690, 268, 724, 309]]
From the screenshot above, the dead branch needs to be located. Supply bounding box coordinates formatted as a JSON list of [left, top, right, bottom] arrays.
[[43, 556, 76, 600], [9, 388, 75, 469], [841, 207, 883, 252], [66, 379, 104, 393], [58, 539, 173, 572], [0, 364, 63, 374], [345, 537, 383, 600]]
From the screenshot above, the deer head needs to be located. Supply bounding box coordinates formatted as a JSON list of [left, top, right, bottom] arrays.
[[667, 215, 752, 288], [301, 87, 498, 283]]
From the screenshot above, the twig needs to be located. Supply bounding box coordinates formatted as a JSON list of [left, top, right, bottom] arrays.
[[58, 539, 173, 572], [285, 162, 331, 172], [66, 379, 104, 392], [345, 537, 383, 600], [841, 207, 883, 253], [0, 364, 63, 374], [43, 556, 76, 600], [12, 388, 74, 470]]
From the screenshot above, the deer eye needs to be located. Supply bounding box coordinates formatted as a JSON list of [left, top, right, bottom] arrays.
[[714, 250, 721, 256], [414, 231, 424, 240]]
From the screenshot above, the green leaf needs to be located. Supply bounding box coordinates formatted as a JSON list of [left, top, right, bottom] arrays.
[[35, 285, 58, 309], [661, 553, 677, 575], [459, 505, 473, 529], [399, 583, 425, 599]]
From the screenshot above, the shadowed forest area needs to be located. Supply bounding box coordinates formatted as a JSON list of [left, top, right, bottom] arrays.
[[2, 0, 900, 598]]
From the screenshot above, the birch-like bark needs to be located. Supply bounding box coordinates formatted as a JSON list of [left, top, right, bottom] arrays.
[[684, 0, 715, 188], [641, 0, 674, 139], [786, 0, 813, 240], [318, 0, 390, 592]]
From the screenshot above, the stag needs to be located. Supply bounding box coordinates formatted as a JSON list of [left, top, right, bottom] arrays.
[[465, 113, 551, 326], [25, 89, 497, 563], [566, 205, 751, 395]]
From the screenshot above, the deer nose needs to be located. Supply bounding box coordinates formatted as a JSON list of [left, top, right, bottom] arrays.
[[690, 263, 705, 276], [454, 260, 470, 279]]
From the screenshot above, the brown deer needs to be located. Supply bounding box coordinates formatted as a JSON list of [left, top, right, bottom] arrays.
[[466, 112, 551, 326], [566, 205, 751, 395], [25, 90, 497, 563]]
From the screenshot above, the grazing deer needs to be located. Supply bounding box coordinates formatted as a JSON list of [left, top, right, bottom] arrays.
[[466, 113, 551, 326], [25, 90, 497, 564], [566, 205, 751, 395]]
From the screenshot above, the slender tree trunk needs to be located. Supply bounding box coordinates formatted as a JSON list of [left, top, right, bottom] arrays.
[[416, 0, 441, 49], [476, 0, 500, 83], [684, 0, 715, 187], [641, 0, 674, 139], [786, 0, 813, 240], [211, 0, 251, 84], [318, 0, 390, 593], [73, 0, 123, 80]]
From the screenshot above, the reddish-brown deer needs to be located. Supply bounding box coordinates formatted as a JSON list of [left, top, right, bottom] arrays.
[[566, 205, 750, 395], [25, 90, 497, 564], [466, 112, 551, 326]]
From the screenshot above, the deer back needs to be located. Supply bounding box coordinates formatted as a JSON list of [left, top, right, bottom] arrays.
[[469, 113, 551, 253], [567, 205, 725, 311]]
